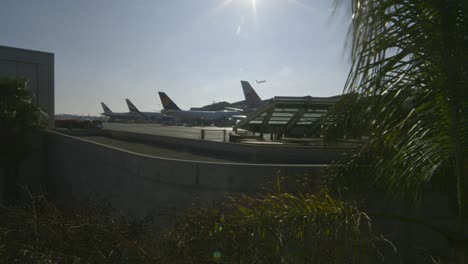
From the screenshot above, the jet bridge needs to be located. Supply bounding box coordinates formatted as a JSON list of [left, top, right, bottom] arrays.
[[233, 96, 340, 140]]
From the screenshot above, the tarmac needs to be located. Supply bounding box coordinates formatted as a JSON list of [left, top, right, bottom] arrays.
[[103, 123, 232, 142], [79, 136, 241, 163], [72, 123, 353, 164]]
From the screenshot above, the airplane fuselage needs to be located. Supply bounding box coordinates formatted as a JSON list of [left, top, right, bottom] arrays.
[[139, 112, 166, 120], [101, 112, 142, 122], [162, 109, 242, 123], [101, 112, 138, 119]]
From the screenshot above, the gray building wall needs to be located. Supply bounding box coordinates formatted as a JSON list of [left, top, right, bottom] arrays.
[[0, 45, 54, 127], [0, 46, 54, 203]]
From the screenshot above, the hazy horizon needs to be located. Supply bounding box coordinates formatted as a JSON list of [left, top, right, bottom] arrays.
[[1, 0, 351, 115]]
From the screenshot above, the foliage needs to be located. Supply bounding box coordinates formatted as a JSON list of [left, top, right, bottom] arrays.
[[330, 0, 468, 201], [0, 195, 158, 263], [0, 191, 394, 264], [161, 190, 392, 263], [321, 92, 372, 141], [327, 0, 467, 262], [0, 78, 48, 164]]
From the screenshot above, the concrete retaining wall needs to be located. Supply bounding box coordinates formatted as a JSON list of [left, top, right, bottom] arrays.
[[45, 131, 325, 228], [0, 132, 47, 203]]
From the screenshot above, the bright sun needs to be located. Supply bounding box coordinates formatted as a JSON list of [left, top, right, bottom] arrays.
[[215, 0, 259, 19]]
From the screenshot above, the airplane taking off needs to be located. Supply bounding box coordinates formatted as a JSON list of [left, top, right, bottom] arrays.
[[100, 102, 139, 122], [158, 92, 244, 125], [255, 80, 266, 84], [125, 99, 166, 122]]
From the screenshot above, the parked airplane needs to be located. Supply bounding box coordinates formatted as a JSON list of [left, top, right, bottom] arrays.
[[242, 80, 264, 108], [158, 92, 244, 125], [125, 99, 166, 122], [100, 102, 139, 122], [226, 81, 267, 113]]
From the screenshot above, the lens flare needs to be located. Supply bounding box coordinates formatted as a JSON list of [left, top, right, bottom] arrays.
[[212, 250, 222, 259], [213, 0, 258, 20], [251, 0, 257, 18]]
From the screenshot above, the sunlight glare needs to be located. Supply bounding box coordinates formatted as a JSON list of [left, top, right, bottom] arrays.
[[214, 0, 259, 21], [251, 0, 258, 19], [215, 0, 233, 11]]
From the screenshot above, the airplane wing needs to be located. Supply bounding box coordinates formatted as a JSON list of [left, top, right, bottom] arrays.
[[230, 115, 247, 119], [225, 107, 245, 112]]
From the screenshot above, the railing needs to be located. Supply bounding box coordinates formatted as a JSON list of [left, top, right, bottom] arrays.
[[200, 129, 227, 142]]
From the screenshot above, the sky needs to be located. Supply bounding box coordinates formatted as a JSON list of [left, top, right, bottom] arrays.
[[0, 0, 351, 115]]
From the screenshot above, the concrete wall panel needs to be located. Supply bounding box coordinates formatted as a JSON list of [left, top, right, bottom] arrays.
[[0, 61, 17, 78], [45, 131, 324, 220], [14, 49, 49, 64]]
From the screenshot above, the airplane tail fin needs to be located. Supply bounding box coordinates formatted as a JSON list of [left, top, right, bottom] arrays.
[[158, 92, 181, 111], [101, 102, 112, 114], [126, 99, 141, 113], [126, 99, 145, 118], [241, 81, 262, 107]]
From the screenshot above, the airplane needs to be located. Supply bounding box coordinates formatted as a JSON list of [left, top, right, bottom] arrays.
[[255, 80, 267, 84], [158, 92, 244, 125], [242, 80, 264, 108], [125, 99, 166, 122], [100, 102, 140, 122], [225, 80, 268, 113]]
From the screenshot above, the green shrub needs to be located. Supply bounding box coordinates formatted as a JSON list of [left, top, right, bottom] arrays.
[[0, 190, 396, 263], [161, 190, 392, 263]]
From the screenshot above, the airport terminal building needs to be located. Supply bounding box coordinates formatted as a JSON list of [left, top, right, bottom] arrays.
[[0, 45, 54, 127]]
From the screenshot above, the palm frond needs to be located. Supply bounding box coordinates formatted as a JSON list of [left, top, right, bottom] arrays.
[[330, 0, 468, 201]]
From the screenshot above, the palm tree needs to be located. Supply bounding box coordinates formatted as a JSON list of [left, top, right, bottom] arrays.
[[0, 78, 47, 203], [329, 0, 467, 262]]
